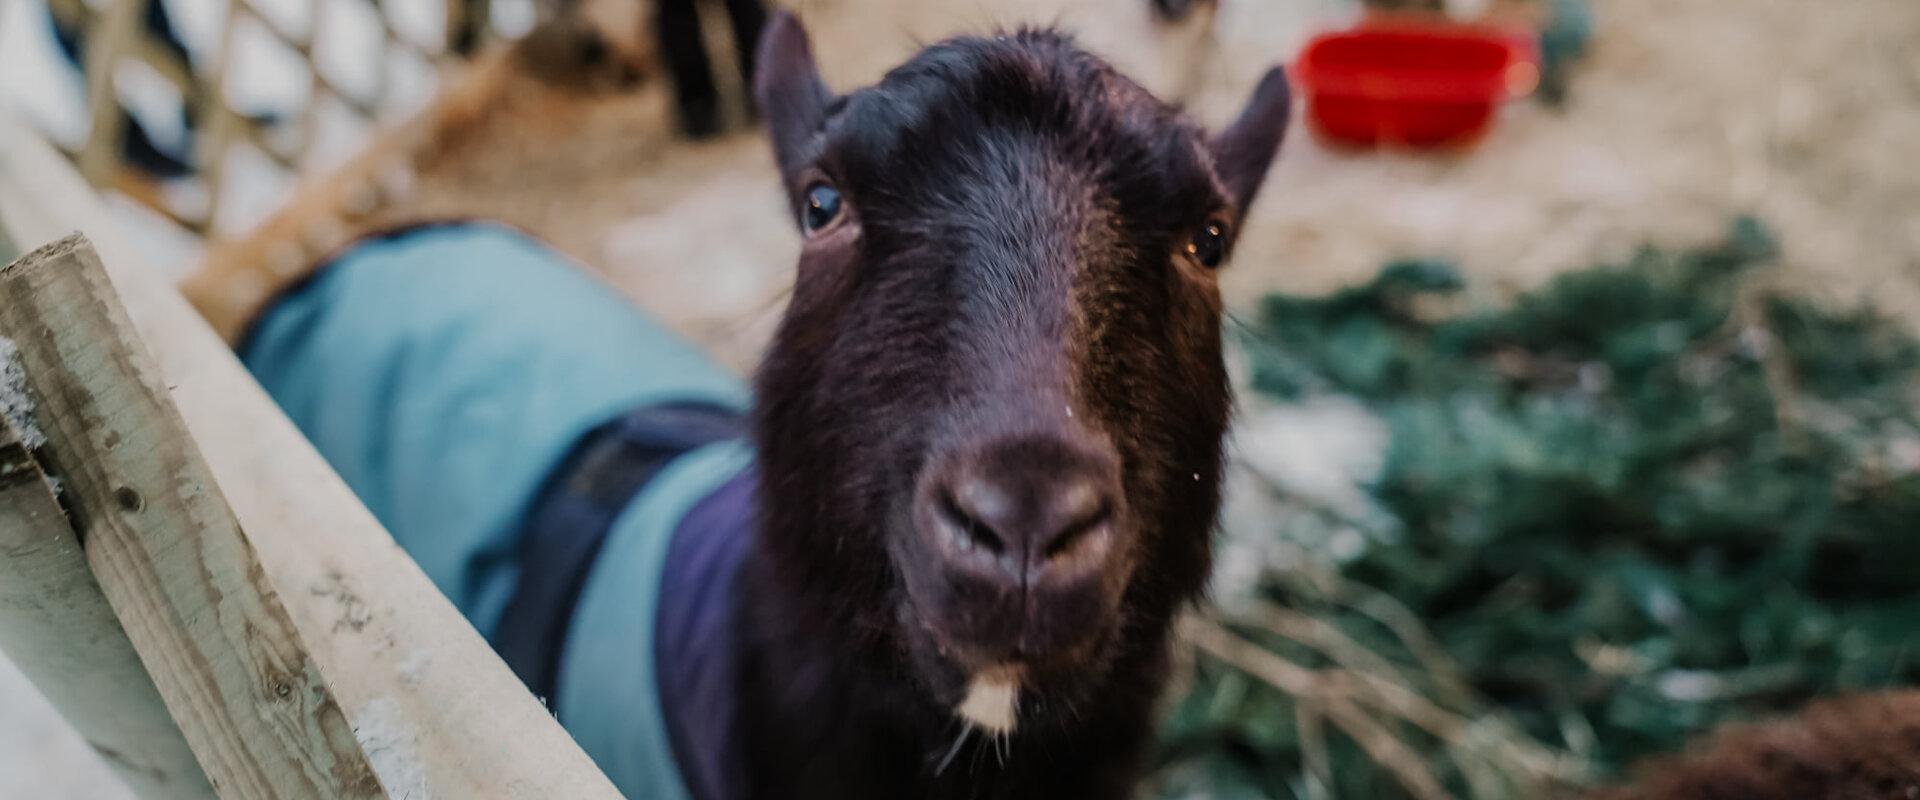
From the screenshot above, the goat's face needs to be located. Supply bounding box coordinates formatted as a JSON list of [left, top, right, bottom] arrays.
[[751, 13, 1290, 733]]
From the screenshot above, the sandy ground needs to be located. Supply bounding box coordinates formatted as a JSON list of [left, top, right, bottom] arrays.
[[3, 0, 1918, 795]]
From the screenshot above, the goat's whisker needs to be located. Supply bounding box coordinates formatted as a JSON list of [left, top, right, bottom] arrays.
[[935, 721, 975, 776]]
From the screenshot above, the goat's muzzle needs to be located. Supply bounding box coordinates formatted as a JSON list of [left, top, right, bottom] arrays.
[[905, 430, 1131, 673]]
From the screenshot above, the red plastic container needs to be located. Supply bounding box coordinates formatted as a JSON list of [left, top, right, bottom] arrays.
[[1296, 20, 1539, 149]]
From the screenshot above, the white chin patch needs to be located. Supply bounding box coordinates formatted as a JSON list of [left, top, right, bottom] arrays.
[[956, 670, 1021, 734]]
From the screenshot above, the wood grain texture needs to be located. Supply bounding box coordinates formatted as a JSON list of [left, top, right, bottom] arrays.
[[0, 416, 217, 800], [0, 114, 624, 799], [0, 236, 386, 799]]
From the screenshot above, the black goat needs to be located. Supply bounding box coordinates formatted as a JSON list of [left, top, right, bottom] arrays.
[[198, 8, 1289, 797], [736, 12, 1291, 797]]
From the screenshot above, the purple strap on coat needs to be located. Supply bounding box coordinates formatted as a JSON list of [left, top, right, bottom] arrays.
[[654, 468, 757, 800], [493, 403, 745, 712]]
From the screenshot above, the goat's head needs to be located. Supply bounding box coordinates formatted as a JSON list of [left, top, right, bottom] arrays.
[[750, 12, 1290, 734]]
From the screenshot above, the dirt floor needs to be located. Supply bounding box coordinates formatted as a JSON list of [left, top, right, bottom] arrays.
[[4, 0, 1919, 795]]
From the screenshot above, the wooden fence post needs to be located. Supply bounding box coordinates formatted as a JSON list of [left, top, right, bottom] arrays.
[[0, 236, 387, 799], [0, 415, 217, 800]]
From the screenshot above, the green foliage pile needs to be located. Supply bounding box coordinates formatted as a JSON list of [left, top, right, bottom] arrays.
[[1157, 220, 1920, 799]]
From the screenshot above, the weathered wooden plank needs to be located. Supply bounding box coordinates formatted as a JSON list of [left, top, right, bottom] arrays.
[[0, 414, 217, 800], [0, 112, 624, 799], [0, 236, 387, 799]]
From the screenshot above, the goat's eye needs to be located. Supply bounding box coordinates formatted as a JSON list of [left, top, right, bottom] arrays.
[[1186, 221, 1228, 268], [802, 183, 845, 234]]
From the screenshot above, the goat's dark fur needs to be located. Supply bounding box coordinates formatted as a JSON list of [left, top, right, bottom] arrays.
[[733, 13, 1290, 799], [1588, 691, 1920, 800]]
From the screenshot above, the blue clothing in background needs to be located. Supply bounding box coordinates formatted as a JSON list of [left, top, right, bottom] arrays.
[[241, 223, 755, 800]]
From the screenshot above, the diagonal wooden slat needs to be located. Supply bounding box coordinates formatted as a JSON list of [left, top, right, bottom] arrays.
[[0, 414, 218, 800]]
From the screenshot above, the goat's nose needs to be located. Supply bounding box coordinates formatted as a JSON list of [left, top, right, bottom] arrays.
[[929, 438, 1123, 585]]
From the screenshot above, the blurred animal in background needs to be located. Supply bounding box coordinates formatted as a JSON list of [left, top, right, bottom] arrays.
[[653, 0, 766, 137], [1589, 691, 1920, 800], [537, 0, 767, 137]]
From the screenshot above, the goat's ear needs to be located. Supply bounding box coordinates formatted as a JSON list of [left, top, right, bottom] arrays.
[[755, 11, 833, 186], [1209, 67, 1292, 218]]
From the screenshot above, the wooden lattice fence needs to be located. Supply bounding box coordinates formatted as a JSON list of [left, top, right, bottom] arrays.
[[46, 0, 505, 235]]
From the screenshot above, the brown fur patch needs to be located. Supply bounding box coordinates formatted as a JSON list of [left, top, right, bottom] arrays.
[[1589, 691, 1920, 800]]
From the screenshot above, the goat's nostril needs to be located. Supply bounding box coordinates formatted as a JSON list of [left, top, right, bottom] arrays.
[[938, 486, 1006, 555], [1043, 495, 1113, 560], [934, 464, 1119, 575]]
